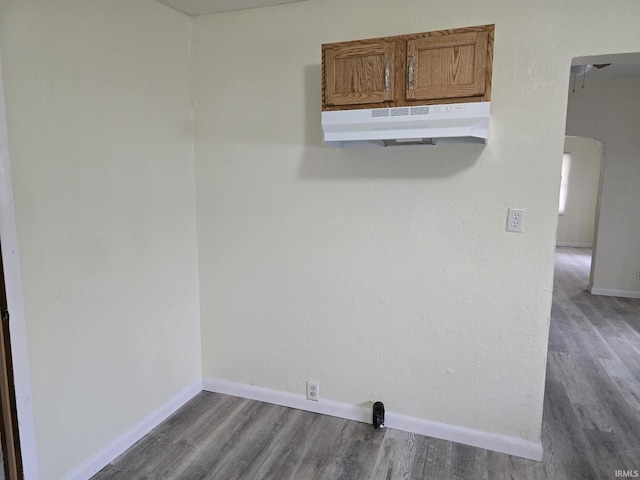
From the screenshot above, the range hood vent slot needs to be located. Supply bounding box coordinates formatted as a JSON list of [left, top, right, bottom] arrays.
[[390, 107, 410, 117], [383, 138, 436, 146]]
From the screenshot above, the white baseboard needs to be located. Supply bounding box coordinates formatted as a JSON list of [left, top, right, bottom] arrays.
[[556, 242, 592, 248], [385, 411, 543, 461], [67, 379, 203, 480], [202, 377, 369, 423], [203, 377, 543, 462], [589, 287, 640, 299]]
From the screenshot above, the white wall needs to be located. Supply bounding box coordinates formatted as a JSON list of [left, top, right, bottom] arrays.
[[1, 0, 639, 477], [556, 136, 602, 247], [192, 0, 640, 451], [0, 1, 202, 478], [565, 76, 640, 297]]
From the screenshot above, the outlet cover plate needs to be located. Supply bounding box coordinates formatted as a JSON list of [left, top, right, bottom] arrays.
[[306, 381, 319, 401], [507, 208, 525, 233]]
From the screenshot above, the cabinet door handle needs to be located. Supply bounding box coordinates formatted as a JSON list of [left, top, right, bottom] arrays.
[[384, 58, 390, 92], [408, 56, 414, 90]]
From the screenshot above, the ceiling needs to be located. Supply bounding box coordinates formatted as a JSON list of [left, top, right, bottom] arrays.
[[155, 0, 307, 16], [572, 53, 640, 79], [573, 63, 640, 80]]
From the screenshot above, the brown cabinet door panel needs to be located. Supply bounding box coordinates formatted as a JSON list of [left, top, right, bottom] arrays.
[[324, 42, 395, 106], [407, 31, 488, 101], [321, 25, 493, 111]]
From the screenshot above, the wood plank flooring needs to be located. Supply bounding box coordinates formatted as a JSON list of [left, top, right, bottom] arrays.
[[92, 247, 640, 479]]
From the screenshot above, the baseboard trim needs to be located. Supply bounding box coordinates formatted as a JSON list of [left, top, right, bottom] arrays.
[[202, 377, 369, 423], [589, 287, 640, 299], [203, 377, 543, 462], [385, 411, 543, 461], [556, 242, 592, 248], [67, 379, 203, 480]]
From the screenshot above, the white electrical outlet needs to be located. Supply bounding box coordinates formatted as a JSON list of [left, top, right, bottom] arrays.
[[306, 381, 319, 401], [636, 269, 640, 280], [507, 208, 525, 233]]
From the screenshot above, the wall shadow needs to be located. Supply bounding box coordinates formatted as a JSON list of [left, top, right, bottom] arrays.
[[299, 64, 486, 181]]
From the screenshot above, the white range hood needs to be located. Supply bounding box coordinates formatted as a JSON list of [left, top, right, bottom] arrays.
[[321, 102, 490, 147]]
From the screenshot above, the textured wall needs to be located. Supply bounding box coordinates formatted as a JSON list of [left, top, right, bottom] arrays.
[[192, 0, 640, 447], [566, 77, 640, 296], [2, 0, 640, 477], [0, 1, 201, 478]]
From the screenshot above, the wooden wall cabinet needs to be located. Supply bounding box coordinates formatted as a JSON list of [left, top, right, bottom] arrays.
[[322, 24, 493, 111]]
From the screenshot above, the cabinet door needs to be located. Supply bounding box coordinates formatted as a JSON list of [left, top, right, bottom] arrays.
[[406, 31, 488, 101], [324, 41, 395, 107]]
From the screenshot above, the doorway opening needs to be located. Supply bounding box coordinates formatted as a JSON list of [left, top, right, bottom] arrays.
[[556, 135, 603, 290], [561, 52, 640, 299], [542, 53, 640, 477]]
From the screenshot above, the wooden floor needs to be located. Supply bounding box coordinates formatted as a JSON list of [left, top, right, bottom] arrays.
[[92, 247, 640, 479]]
